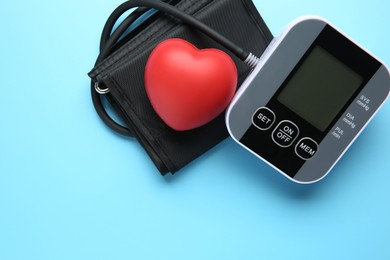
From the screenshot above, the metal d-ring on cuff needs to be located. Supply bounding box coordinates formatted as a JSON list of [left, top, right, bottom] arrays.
[[95, 82, 111, 94]]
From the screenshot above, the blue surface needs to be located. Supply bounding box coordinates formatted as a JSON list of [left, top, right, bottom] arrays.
[[1, 0, 389, 259]]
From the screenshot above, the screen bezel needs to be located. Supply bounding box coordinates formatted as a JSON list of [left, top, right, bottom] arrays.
[[266, 24, 380, 141]]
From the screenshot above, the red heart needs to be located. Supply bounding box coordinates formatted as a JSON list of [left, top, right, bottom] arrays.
[[144, 38, 238, 131]]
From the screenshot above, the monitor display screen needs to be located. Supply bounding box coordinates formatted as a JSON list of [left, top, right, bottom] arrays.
[[277, 46, 363, 131]]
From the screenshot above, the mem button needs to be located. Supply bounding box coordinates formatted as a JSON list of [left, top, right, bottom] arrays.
[[252, 107, 275, 130], [295, 138, 318, 160], [272, 120, 299, 147]]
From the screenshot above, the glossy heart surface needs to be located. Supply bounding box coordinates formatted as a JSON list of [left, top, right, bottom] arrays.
[[144, 38, 237, 131]]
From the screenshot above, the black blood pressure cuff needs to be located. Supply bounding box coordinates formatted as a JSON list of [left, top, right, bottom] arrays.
[[88, 0, 273, 175]]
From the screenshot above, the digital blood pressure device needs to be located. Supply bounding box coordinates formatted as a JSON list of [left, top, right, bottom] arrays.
[[226, 16, 390, 184]]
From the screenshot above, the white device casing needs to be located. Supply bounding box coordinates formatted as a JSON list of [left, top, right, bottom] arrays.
[[226, 16, 390, 184]]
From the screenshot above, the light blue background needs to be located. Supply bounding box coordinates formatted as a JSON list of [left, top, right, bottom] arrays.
[[1, 0, 389, 259]]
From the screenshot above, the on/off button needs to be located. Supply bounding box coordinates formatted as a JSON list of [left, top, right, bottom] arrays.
[[272, 120, 299, 147]]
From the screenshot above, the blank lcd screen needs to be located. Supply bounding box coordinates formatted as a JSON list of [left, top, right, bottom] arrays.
[[277, 46, 363, 131]]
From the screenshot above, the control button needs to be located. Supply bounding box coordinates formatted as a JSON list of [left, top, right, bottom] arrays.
[[272, 120, 299, 147], [295, 138, 318, 160], [252, 107, 275, 130]]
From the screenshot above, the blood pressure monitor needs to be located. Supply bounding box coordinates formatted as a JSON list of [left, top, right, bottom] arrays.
[[226, 16, 390, 184]]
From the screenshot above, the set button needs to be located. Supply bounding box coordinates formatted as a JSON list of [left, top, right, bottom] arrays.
[[295, 138, 318, 160], [252, 107, 275, 130], [272, 120, 299, 147]]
